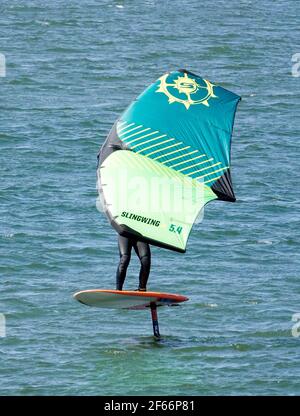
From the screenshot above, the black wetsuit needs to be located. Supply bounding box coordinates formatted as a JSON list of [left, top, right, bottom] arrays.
[[116, 235, 151, 291]]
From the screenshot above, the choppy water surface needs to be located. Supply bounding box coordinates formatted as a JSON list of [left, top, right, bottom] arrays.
[[0, 0, 300, 395]]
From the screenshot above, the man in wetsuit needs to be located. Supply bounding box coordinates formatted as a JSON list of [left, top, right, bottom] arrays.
[[116, 235, 151, 292], [97, 125, 151, 292]]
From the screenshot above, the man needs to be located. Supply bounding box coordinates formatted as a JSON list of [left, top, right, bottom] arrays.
[[116, 235, 151, 292], [97, 125, 151, 292]]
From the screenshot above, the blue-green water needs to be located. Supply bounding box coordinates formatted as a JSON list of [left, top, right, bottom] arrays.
[[1, 0, 300, 396]]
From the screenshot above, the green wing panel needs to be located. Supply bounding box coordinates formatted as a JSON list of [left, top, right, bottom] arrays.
[[99, 150, 216, 252], [117, 69, 240, 201], [97, 69, 240, 252]]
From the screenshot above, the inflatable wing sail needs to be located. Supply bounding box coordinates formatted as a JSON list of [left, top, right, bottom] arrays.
[[97, 69, 240, 252]]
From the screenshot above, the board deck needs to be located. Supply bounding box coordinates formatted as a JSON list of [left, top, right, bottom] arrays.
[[73, 289, 189, 310]]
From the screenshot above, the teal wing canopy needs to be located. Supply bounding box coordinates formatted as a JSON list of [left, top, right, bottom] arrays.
[[98, 69, 241, 252]]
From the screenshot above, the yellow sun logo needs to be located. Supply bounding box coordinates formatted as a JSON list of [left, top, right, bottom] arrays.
[[156, 72, 217, 109]]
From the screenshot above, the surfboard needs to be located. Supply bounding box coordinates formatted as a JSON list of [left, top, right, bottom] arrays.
[[73, 289, 188, 338], [73, 289, 188, 310]]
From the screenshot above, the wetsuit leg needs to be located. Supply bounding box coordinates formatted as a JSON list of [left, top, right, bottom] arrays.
[[116, 236, 133, 290], [133, 241, 151, 290]]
